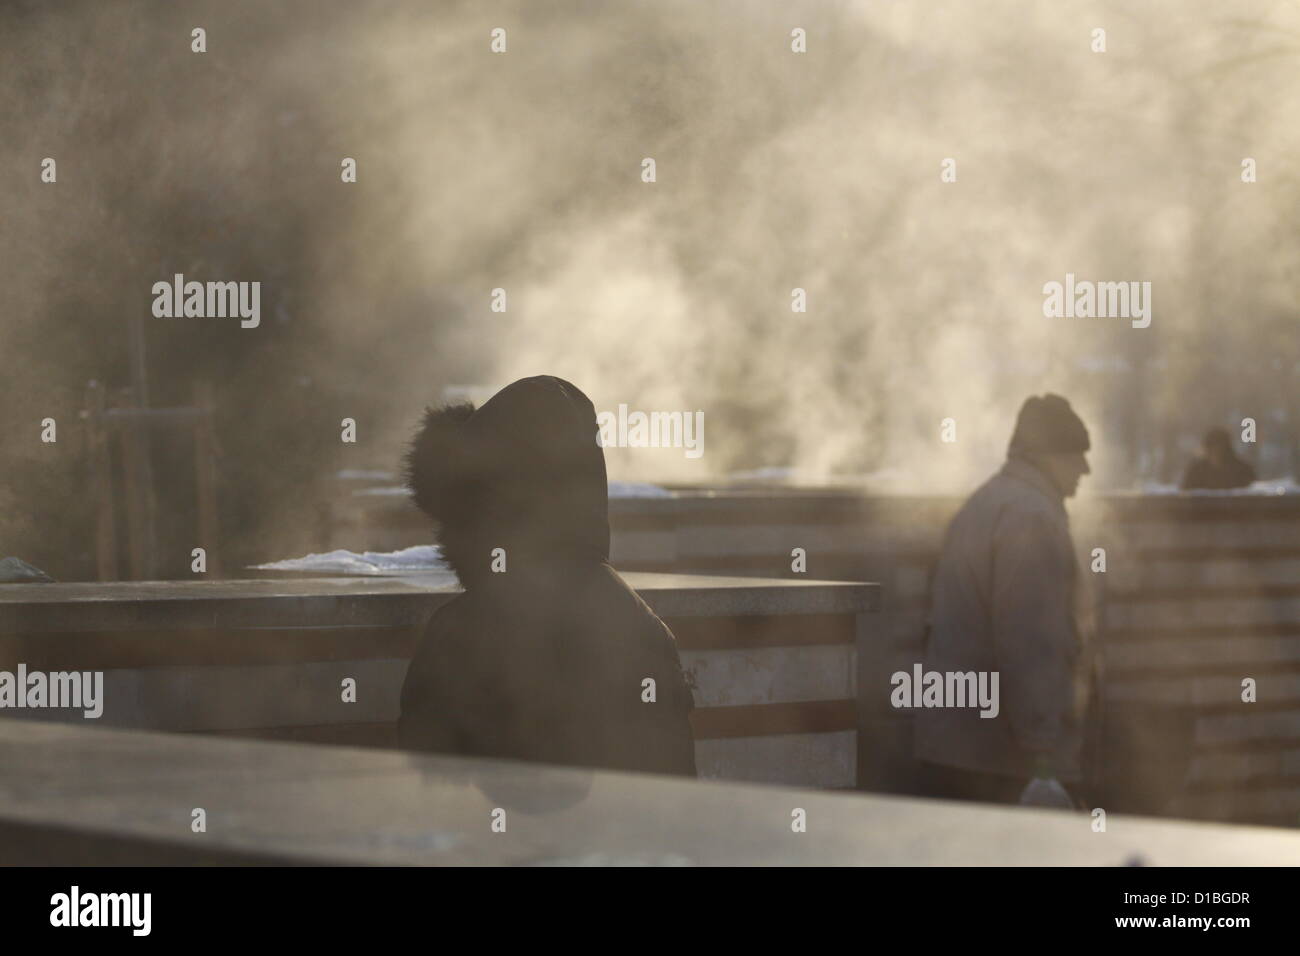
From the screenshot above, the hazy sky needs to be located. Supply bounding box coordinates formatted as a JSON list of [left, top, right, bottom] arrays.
[[4, 0, 1298, 501]]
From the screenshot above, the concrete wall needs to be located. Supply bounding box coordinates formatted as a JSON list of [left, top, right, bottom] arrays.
[[602, 490, 1300, 828], [0, 574, 876, 791], [248, 485, 1300, 825]]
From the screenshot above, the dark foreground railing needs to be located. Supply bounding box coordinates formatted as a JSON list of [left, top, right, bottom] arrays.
[[3, 720, 1298, 866]]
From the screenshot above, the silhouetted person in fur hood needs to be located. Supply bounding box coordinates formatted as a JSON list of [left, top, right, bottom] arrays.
[[397, 375, 697, 777], [1181, 427, 1256, 491]]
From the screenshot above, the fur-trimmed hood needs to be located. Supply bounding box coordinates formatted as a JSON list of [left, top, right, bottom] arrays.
[[403, 375, 610, 586]]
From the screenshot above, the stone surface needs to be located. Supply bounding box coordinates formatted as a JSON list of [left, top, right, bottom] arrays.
[[0, 572, 878, 632], [1, 721, 1298, 866]]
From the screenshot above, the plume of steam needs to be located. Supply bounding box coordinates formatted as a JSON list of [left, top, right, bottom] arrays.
[[3, 0, 1298, 576]]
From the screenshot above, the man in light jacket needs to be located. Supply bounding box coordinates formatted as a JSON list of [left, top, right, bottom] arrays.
[[914, 394, 1093, 808]]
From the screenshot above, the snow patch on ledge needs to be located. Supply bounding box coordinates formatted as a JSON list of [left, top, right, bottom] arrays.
[[1141, 478, 1300, 496], [252, 544, 447, 575], [355, 480, 672, 499], [607, 481, 672, 498]]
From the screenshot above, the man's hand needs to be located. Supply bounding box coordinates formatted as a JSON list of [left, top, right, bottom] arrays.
[[1018, 776, 1075, 809]]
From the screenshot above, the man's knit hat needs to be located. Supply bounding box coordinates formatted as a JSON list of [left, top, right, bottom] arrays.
[[1008, 394, 1090, 455]]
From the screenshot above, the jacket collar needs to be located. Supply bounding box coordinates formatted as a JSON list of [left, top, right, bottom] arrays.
[[1000, 456, 1066, 513]]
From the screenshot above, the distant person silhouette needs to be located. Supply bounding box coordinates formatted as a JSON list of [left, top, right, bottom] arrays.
[[915, 394, 1093, 809], [397, 375, 697, 777], [1181, 427, 1256, 490]]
